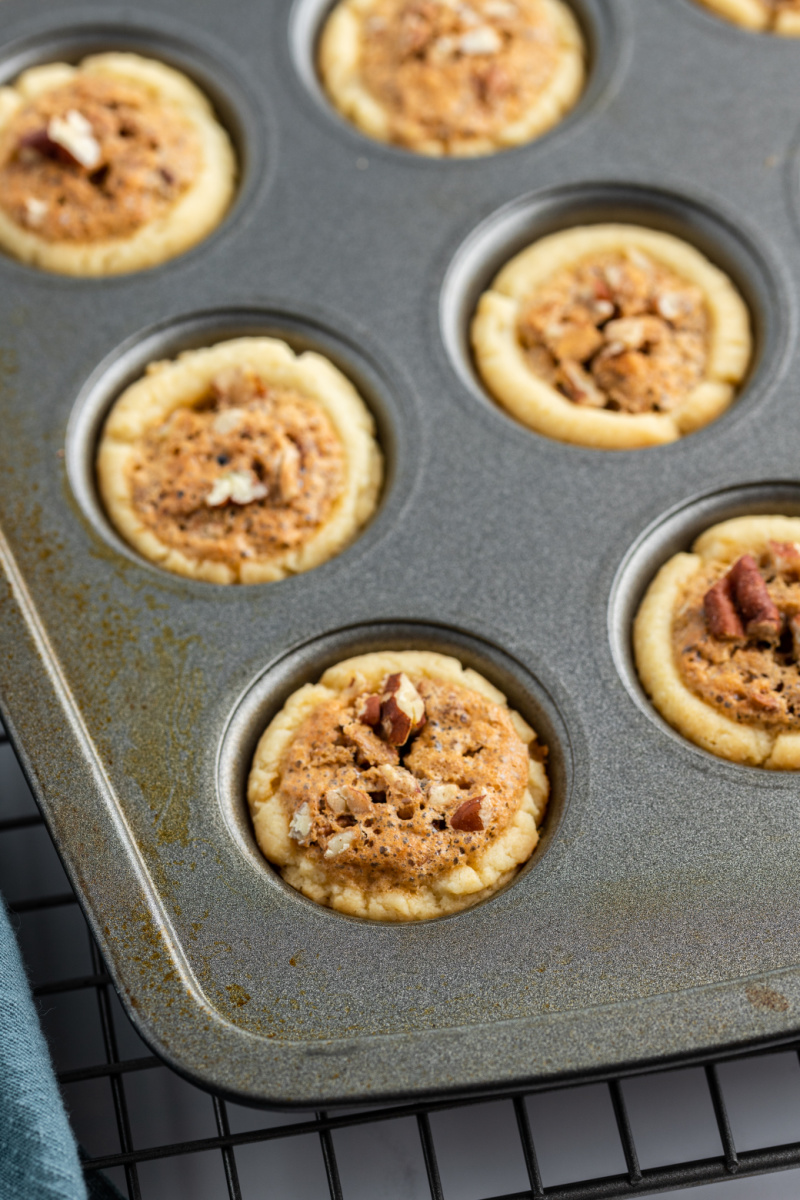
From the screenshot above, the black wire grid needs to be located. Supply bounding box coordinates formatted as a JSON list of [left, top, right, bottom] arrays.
[[4, 723, 800, 1200]]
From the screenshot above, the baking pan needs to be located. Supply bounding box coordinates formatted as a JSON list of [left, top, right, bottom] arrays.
[[3, 0, 800, 1108]]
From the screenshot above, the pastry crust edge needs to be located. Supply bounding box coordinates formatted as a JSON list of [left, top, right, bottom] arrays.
[[471, 224, 752, 450], [0, 53, 236, 276], [633, 515, 800, 768], [318, 0, 586, 157], [97, 337, 383, 584], [247, 650, 550, 920], [694, 0, 800, 33]]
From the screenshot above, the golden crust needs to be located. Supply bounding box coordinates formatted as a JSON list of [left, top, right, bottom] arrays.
[[97, 338, 383, 584], [633, 516, 800, 768], [0, 53, 236, 275], [318, 0, 585, 157], [694, 0, 800, 33], [471, 224, 752, 449], [247, 651, 549, 920]]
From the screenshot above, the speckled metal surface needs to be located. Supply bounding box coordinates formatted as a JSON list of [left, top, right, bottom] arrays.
[[2, 0, 800, 1109]]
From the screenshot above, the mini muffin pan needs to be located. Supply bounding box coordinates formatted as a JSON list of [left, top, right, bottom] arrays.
[[3, 0, 800, 1108]]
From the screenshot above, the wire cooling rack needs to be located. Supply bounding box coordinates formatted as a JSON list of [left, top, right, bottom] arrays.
[[4, 723, 800, 1200]]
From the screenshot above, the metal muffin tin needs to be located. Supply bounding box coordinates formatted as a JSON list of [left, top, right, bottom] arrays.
[[3, 0, 800, 1108]]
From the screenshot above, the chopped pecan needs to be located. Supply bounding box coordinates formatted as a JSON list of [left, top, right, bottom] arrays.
[[289, 802, 312, 842], [427, 783, 460, 811], [206, 469, 268, 508], [19, 127, 69, 163], [324, 828, 358, 859], [729, 555, 781, 642], [768, 540, 800, 579], [558, 361, 605, 407], [704, 576, 745, 641], [747, 684, 781, 712], [325, 784, 372, 817], [378, 764, 421, 820], [21, 110, 102, 170], [358, 694, 382, 726], [450, 796, 484, 832], [790, 613, 800, 663], [340, 720, 398, 767], [278, 440, 301, 503], [379, 673, 426, 745]]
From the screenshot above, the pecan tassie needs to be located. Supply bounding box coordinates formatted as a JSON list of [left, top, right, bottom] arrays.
[[319, 0, 584, 155], [675, 543, 800, 730], [517, 249, 709, 416], [0, 74, 202, 243], [248, 652, 550, 918]]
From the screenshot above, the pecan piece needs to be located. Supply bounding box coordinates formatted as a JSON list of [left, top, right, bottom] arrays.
[[790, 613, 800, 663], [325, 784, 372, 817], [379, 673, 426, 745], [21, 110, 102, 170], [324, 828, 358, 859], [358, 694, 381, 726], [729, 555, 781, 642], [768, 540, 800, 579], [278, 440, 301, 503], [704, 576, 745, 641], [450, 797, 484, 832], [289, 802, 312, 842]]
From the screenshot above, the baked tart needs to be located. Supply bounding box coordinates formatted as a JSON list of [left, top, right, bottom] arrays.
[[248, 651, 549, 919], [0, 53, 235, 274], [634, 516, 800, 768], [471, 224, 752, 449], [97, 338, 382, 583], [319, 0, 585, 156]]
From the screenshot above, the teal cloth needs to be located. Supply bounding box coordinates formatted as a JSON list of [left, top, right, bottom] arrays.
[[0, 894, 87, 1200]]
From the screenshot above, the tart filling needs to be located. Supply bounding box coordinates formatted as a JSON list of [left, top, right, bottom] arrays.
[[634, 516, 800, 768], [694, 0, 800, 34], [0, 54, 235, 274], [248, 651, 549, 920], [319, 0, 585, 156], [97, 338, 383, 584], [471, 225, 752, 449]]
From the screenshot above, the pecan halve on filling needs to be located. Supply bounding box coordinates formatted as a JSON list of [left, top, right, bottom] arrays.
[[359, 0, 564, 149], [128, 367, 345, 568], [0, 75, 202, 241], [674, 543, 800, 729], [280, 672, 531, 888], [517, 249, 710, 414]]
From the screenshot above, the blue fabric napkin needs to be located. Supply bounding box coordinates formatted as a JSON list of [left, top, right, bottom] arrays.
[[0, 893, 88, 1200]]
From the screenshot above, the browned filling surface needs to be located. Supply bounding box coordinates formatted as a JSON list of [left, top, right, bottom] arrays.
[[674, 546, 800, 730], [0, 76, 202, 241], [128, 367, 345, 569], [518, 250, 710, 414], [280, 672, 532, 888], [358, 0, 563, 149]]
